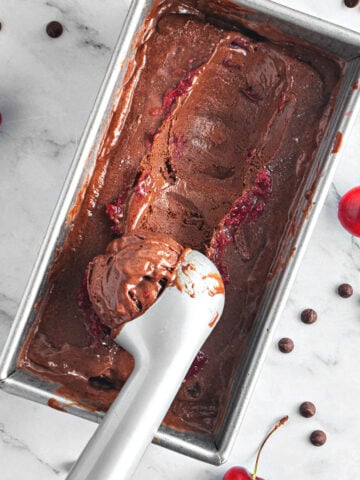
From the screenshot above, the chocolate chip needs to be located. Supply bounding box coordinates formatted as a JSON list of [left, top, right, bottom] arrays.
[[344, 0, 360, 7], [278, 337, 294, 353], [310, 430, 327, 446], [299, 401, 316, 418], [46, 21, 63, 38], [301, 308, 317, 324], [338, 283, 353, 298]]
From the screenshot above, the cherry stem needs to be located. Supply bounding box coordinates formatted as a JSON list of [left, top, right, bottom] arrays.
[[252, 416, 288, 479]]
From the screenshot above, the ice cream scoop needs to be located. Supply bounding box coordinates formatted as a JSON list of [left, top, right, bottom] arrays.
[[66, 249, 225, 480]]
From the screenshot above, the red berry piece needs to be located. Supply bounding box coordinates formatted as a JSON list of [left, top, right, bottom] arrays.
[[105, 186, 129, 234], [338, 186, 360, 236], [185, 350, 208, 380], [162, 68, 198, 115]]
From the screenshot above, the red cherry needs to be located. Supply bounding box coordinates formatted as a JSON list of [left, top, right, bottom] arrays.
[[223, 466, 263, 480], [338, 186, 360, 236]]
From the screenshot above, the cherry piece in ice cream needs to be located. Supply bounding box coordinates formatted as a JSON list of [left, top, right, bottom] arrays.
[[87, 232, 183, 330], [105, 186, 129, 234], [162, 68, 198, 115], [209, 168, 272, 284], [185, 350, 208, 380], [338, 186, 360, 236]]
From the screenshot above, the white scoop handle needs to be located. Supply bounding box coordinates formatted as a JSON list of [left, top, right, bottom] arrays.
[[66, 250, 225, 480]]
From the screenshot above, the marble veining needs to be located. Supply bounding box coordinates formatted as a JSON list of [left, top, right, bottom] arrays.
[[0, 422, 62, 476], [0, 0, 360, 479]]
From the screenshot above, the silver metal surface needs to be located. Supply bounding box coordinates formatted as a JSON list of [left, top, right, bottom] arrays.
[[1, 0, 360, 466]]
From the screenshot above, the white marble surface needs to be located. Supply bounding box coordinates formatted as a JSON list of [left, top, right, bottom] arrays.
[[0, 0, 359, 478]]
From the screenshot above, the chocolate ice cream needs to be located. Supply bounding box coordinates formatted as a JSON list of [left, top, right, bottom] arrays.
[[87, 232, 183, 331], [18, 0, 343, 435]]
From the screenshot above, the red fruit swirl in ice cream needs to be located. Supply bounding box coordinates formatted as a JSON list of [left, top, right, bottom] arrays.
[[208, 168, 272, 284]]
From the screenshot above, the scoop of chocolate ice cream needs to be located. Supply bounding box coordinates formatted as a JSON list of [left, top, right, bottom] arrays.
[[86, 232, 183, 330]]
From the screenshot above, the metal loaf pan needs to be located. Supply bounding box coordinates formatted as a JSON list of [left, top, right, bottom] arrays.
[[1, 0, 360, 466]]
